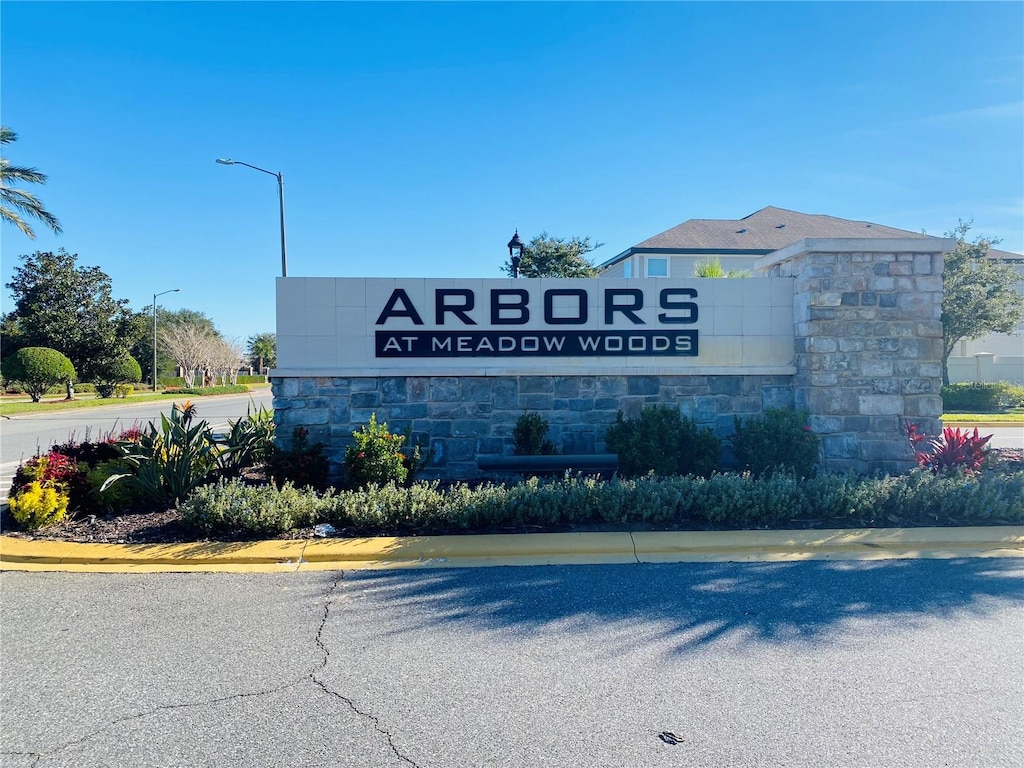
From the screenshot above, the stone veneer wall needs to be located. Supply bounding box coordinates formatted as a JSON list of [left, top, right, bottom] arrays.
[[757, 239, 946, 474], [272, 374, 793, 479]]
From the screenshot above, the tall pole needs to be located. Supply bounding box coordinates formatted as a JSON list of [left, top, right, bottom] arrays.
[[152, 288, 180, 391], [152, 295, 157, 391], [217, 159, 288, 277], [277, 172, 288, 277]]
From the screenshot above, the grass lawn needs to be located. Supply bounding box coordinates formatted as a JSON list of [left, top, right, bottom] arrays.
[[942, 410, 1024, 424], [0, 385, 269, 416]]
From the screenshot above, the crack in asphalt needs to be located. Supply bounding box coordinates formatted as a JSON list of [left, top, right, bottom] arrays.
[[0, 751, 42, 767], [16, 680, 305, 764], [310, 573, 422, 768]]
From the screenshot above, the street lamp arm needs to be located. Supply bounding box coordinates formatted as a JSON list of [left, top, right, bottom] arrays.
[[216, 158, 280, 179]]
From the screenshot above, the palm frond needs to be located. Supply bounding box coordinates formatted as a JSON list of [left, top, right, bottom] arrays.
[[0, 160, 48, 185], [0, 186, 63, 236], [0, 205, 36, 238], [0, 126, 62, 238]]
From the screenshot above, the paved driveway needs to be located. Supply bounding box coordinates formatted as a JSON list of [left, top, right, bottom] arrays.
[[2, 558, 1022, 767]]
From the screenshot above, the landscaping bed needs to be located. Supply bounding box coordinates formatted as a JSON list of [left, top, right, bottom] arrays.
[[4, 449, 1022, 545], [4, 403, 1021, 546]]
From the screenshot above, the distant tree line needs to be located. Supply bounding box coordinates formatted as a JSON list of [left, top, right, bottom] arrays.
[[1, 249, 275, 398]]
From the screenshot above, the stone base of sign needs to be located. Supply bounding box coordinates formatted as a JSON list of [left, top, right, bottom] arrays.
[[271, 373, 794, 479]]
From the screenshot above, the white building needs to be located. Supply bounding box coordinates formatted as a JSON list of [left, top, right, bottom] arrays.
[[599, 206, 1024, 384]]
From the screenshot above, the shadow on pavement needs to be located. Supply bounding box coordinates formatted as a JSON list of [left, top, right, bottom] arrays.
[[346, 558, 1024, 653]]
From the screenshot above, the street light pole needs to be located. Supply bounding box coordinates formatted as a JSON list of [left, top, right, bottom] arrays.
[[216, 158, 288, 277], [152, 288, 181, 391]]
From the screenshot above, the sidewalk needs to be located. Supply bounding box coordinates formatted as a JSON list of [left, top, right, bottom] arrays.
[[2, 526, 1022, 573]]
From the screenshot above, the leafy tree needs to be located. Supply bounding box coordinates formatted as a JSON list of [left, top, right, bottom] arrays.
[[941, 220, 1024, 385], [2, 347, 75, 402], [502, 232, 602, 278], [1, 127, 62, 239], [3, 250, 142, 389], [93, 353, 142, 398], [246, 332, 276, 373]]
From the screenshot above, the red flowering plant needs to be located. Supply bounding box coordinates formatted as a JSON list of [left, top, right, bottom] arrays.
[[904, 421, 992, 475]]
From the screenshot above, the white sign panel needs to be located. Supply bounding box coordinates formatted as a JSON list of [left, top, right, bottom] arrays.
[[275, 277, 795, 376]]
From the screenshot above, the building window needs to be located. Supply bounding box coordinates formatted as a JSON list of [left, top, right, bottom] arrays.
[[646, 257, 669, 277], [623, 260, 632, 278]]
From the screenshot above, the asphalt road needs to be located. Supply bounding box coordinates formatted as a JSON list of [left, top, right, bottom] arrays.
[[2, 559, 1022, 767], [0, 390, 274, 500]]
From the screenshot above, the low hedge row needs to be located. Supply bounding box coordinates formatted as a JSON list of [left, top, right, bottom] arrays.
[[3, 382, 100, 395], [179, 469, 1024, 537], [162, 385, 250, 396], [942, 381, 1024, 412], [159, 375, 267, 387]]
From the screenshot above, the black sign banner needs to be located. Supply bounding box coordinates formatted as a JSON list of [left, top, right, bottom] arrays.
[[375, 330, 699, 358]]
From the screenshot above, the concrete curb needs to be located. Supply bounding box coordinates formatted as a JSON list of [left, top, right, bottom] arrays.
[[2, 526, 1022, 573]]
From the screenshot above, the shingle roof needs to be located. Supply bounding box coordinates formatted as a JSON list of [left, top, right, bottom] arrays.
[[634, 206, 926, 250], [601, 206, 1022, 268]]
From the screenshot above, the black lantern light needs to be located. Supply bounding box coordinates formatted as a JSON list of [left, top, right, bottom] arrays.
[[507, 230, 525, 278]]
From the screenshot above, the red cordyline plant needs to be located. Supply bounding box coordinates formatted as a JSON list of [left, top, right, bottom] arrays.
[[904, 421, 992, 475]]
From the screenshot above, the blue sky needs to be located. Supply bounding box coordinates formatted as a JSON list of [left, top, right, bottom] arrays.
[[2, 1, 1022, 343]]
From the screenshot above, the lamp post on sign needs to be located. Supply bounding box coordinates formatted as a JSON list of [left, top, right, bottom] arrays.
[[507, 230, 525, 278], [152, 288, 181, 391], [216, 158, 289, 277]]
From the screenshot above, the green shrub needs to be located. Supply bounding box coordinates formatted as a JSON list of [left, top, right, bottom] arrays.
[[235, 375, 268, 385], [178, 468, 1024, 536], [728, 408, 820, 477], [268, 426, 330, 491], [343, 414, 409, 488], [180, 479, 324, 535], [93, 354, 142, 398], [113, 384, 133, 398], [86, 459, 142, 513], [942, 382, 1024, 412], [605, 405, 721, 478], [512, 411, 557, 455], [1, 347, 76, 402]]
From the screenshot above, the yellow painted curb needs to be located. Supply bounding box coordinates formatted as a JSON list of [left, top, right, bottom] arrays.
[[300, 532, 639, 570], [0, 537, 307, 572], [1, 526, 1022, 573], [632, 527, 1024, 563]]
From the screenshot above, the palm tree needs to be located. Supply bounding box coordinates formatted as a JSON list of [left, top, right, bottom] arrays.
[[693, 257, 749, 278], [1, 127, 62, 239], [246, 332, 277, 374]]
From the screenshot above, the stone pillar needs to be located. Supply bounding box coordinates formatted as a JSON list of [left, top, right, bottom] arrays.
[[757, 238, 952, 474]]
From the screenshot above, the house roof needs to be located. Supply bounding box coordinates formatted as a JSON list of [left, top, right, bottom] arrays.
[[601, 206, 1022, 268]]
